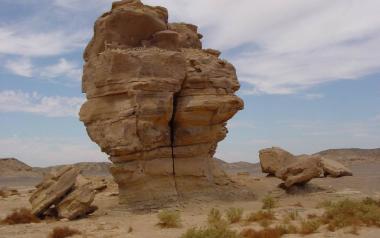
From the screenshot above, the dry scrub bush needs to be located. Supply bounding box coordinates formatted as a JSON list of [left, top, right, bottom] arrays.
[[247, 210, 275, 222], [299, 219, 321, 234], [1, 208, 39, 225], [48, 226, 81, 238], [157, 209, 181, 228], [241, 227, 281, 238], [208, 208, 228, 228], [262, 196, 277, 210], [320, 198, 380, 231], [0, 189, 6, 198], [181, 226, 241, 238], [226, 207, 243, 224]]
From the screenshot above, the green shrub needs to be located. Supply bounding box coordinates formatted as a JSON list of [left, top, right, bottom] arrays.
[[157, 209, 181, 228]]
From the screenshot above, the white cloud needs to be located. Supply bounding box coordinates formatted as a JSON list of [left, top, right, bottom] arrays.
[[143, 0, 380, 94], [0, 27, 88, 57], [5, 57, 33, 77], [0, 90, 84, 117], [0, 136, 107, 167], [40, 58, 82, 81], [3, 57, 82, 82]]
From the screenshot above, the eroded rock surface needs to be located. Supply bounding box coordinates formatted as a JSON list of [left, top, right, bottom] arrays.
[[30, 166, 79, 216], [259, 147, 353, 188], [57, 175, 96, 220], [259, 147, 295, 175], [276, 155, 324, 188], [30, 167, 97, 219], [321, 158, 353, 177], [79, 0, 243, 208]]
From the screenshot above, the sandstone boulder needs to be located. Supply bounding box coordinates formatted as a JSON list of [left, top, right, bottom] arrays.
[[276, 155, 324, 188], [259, 147, 295, 175], [79, 0, 243, 208], [30, 166, 80, 216], [57, 175, 96, 220], [321, 158, 353, 177]]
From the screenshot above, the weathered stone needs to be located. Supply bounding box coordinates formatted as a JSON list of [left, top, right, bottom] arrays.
[[276, 155, 324, 188], [79, 0, 243, 208], [29, 166, 80, 216], [57, 175, 96, 220], [259, 147, 295, 175], [321, 158, 353, 177]]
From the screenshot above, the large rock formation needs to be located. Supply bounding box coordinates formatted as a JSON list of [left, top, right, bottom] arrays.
[[259, 147, 353, 188], [79, 0, 243, 208]]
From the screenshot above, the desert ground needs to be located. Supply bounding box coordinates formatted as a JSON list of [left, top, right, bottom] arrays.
[[0, 149, 379, 238]]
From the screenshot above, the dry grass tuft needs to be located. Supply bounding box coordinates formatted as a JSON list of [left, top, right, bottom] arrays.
[[247, 210, 275, 222], [299, 219, 321, 234], [180, 226, 241, 238], [320, 198, 380, 231], [1, 208, 39, 225], [262, 195, 277, 210], [157, 209, 181, 228], [48, 226, 81, 238], [226, 207, 243, 224], [208, 208, 228, 228]]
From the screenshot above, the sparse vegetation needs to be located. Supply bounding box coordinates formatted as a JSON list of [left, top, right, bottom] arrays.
[[262, 195, 277, 210], [0, 189, 7, 198], [299, 219, 321, 234], [275, 224, 298, 235], [247, 210, 276, 226], [226, 207, 243, 224], [208, 208, 228, 228], [1, 208, 39, 225], [48, 226, 81, 238], [241, 227, 282, 238], [157, 209, 181, 228], [181, 226, 241, 238], [319, 198, 380, 231]]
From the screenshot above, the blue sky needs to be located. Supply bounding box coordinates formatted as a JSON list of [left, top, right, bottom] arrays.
[[0, 0, 379, 166]]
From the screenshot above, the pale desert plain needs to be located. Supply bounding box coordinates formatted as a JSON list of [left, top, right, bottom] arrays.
[[1, 0, 380, 238]]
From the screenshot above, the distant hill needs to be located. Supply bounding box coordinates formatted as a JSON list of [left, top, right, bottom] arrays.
[[314, 148, 380, 165], [0, 158, 41, 177], [215, 158, 261, 175], [1, 148, 379, 179]]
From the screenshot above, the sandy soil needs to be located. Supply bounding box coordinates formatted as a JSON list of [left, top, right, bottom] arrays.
[[1, 161, 380, 238]]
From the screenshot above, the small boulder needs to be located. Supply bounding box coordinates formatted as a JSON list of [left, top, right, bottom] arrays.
[[30, 166, 80, 216], [321, 158, 353, 177], [276, 155, 324, 188], [57, 175, 96, 220], [259, 147, 296, 175]]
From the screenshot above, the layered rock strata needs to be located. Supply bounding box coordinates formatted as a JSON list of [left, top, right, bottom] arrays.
[[79, 0, 243, 208]]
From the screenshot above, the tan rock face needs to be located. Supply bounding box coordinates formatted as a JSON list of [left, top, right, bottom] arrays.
[[57, 175, 96, 220], [321, 158, 353, 177], [30, 166, 80, 216], [259, 147, 296, 175], [79, 0, 243, 208], [276, 155, 324, 188]]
